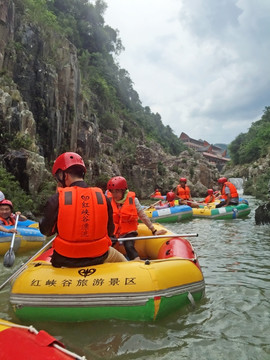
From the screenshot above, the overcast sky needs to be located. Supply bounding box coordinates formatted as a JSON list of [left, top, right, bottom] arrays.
[[104, 0, 270, 144]]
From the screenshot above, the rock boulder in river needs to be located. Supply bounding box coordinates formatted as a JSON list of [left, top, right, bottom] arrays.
[[255, 203, 270, 225]]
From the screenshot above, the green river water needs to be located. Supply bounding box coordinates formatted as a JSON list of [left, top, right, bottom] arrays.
[[0, 195, 269, 360]]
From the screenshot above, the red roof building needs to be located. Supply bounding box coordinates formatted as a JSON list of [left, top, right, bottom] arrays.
[[179, 132, 230, 170]]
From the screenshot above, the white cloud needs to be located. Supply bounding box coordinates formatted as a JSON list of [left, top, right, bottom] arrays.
[[104, 0, 270, 144]]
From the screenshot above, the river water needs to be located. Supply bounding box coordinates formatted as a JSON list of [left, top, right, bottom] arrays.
[[0, 196, 269, 360]]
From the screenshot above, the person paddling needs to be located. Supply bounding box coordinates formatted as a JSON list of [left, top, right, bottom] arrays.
[[107, 176, 166, 260], [0, 200, 27, 233]]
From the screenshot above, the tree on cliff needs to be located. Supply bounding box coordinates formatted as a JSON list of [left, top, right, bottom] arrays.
[[229, 106, 270, 165]]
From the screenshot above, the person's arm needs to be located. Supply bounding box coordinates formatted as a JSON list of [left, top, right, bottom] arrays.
[[0, 224, 17, 233], [39, 193, 59, 236], [225, 194, 231, 205], [135, 198, 166, 235], [224, 186, 231, 205], [14, 211, 27, 221], [106, 197, 115, 237]]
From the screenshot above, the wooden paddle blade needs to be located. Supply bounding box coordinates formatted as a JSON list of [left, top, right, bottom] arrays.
[[3, 249, 15, 268]]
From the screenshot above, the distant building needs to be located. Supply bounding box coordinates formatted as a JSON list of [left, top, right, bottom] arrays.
[[179, 132, 230, 171]]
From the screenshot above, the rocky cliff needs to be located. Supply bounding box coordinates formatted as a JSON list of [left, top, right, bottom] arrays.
[[0, 0, 220, 204]]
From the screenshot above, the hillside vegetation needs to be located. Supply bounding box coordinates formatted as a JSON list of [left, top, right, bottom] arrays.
[[229, 106, 270, 165], [8, 0, 185, 158], [227, 106, 270, 200]]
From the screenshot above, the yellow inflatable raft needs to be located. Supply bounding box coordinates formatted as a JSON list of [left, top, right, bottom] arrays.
[[10, 224, 205, 322]]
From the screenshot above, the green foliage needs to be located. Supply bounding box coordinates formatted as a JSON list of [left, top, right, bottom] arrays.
[[114, 138, 136, 155], [0, 165, 56, 217], [229, 107, 270, 165], [21, 0, 59, 30], [99, 111, 120, 130], [171, 164, 181, 174], [0, 122, 13, 154], [33, 178, 56, 215], [157, 162, 166, 176], [47, 0, 122, 54], [95, 174, 110, 192], [244, 168, 270, 200], [10, 133, 33, 151], [0, 166, 34, 214]]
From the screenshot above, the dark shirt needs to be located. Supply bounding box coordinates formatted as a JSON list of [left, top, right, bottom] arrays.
[[39, 180, 114, 237]]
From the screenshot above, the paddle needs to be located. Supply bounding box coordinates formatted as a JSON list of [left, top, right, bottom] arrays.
[[146, 200, 162, 210], [0, 236, 55, 291], [3, 214, 19, 268], [117, 233, 198, 242]]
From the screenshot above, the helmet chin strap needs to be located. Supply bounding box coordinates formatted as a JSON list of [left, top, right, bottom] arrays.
[[55, 171, 67, 187]]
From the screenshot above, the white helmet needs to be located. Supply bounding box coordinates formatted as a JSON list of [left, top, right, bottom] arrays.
[[0, 191, 5, 202]]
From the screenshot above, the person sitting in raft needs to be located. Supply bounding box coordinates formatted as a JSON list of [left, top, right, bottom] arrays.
[[174, 178, 199, 208], [215, 177, 239, 208], [152, 191, 176, 209], [150, 188, 162, 198], [166, 191, 176, 207], [0, 199, 27, 233], [154, 189, 161, 196], [107, 176, 166, 261], [39, 152, 127, 268], [202, 189, 216, 204]]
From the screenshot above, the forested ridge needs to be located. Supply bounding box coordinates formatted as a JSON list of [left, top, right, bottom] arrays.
[[229, 107, 270, 165], [7, 0, 184, 157], [227, 106, 270, 200]]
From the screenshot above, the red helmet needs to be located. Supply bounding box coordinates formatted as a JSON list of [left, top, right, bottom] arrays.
[[207, 189, 214, 195], [52, 152, 86, 175], [155, 189, 159, 192], [166, 191, 175, 202], [180, 177, 187, 183], [0, 199, 13, 209], [107, 176, 128, 190], [218, 177, 227, 184]]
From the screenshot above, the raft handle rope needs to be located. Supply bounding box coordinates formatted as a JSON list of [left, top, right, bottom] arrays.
[[187, 292, 196, 308], [0, 320, 87, 360], [142, 255, 198, 264]]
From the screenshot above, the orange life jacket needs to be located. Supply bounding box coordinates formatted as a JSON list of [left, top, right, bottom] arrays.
[[176, 185, 191, 200], [107, 191, 138, 237], [54, 187, 112, 258], [154, 191, 161, 196], [169, 200, 175, 207], [221, 182, 238, 201], [0, 216, 15, 225], [204, 195, 216, 204]]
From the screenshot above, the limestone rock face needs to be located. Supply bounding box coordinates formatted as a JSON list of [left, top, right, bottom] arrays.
[[0, 84, 38, 152], [2, 149, 50, 194], [0, 0, 14, 70]]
